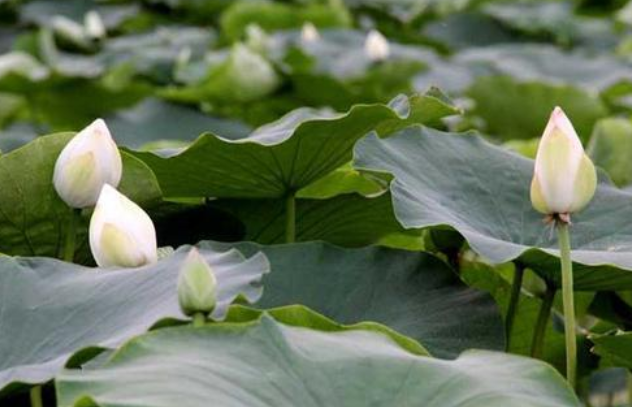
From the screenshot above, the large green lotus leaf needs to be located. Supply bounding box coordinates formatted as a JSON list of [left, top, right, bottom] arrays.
[[467, 76, 608, 141], [354, 126, 632, 291], [0, 133, 161, 260], [590, 332, 632, 370], [130, 93, 458, 199], [148, 188, 402, 249], [211, 192, 402, 247], [218, 241, 505, 358], [295, 163, 385, 199], [0, 245, 269, 394], [56, 315, 580, 407], [223, 305, 429, 357]]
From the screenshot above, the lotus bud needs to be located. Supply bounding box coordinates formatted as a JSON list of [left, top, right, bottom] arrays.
[[84, 11, 106, 41], [530, 107, 597, 218], [301, 22, 320, 43], [51, 15, 86, 45], [364, 29, 389, 62], [224, 43, 280, 102], [89, 185, 157, 268], [53, 119, 122, 208], [0, 52, 48, 80], [177, 248, 218, 316]]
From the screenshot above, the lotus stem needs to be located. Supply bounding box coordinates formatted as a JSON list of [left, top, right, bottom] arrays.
[[285, 192, 296, 244], [192, 312, 206, 328], [505, 263, 525, 349], [63, 208, 81, 262], [30, 385, 43, 407], [530, 284, 556, 359], [557, 220, 576, 388]]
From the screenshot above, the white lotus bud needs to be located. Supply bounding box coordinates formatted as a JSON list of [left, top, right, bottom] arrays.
[[364, 30, 389, 62], [84, 11, 106, 40], [53, 119, 122, 208], [225, 43, 279, 102], [177, 248, 218, 316], [0, 52, 49, 80], [89, 185, 157, 268], [301, 22, 320, 43], [51, 15, 86, 44], [531, 107, 597, 216]]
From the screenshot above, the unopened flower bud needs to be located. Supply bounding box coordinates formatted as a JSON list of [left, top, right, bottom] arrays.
[[225, 43, 279, 102], [89, 185, 157, 268], [531, 107, 597, 216], [177, 248, 218, 316], [84, 11, 106, 41], [364, 29, 389, 62], [53, 119, 122, 208], [301, 22, 320, 43], [51, 15, 86, 45]]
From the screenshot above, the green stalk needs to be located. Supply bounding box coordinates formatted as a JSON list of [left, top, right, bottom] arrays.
[[557, 221, 576, 388], [627, 370, 632, 405], [192, 313, 206, 328], [30, 386, 43, 407], [63, 208, 81, 262], [505, 263, 525, 349], [285, 193, 296, 244], [530, 285, 556, 359]]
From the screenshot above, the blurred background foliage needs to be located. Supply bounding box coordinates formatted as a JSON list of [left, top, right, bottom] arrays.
[[0, 0, 630, 175]]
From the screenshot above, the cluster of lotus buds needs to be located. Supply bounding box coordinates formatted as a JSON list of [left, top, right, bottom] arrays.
[[53, 118, 217, 315]]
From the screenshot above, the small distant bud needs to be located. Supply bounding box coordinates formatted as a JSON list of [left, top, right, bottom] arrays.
[[301, 22, 320, 43], [176, 47, 192, 67], [177, 248, 218, 316], [51, 16, 86, 45], [84, 11, 106, 40], [530, 107, 597, 217], [364, 29, 389, 62], [53, 119, 122, 208], [0, 52, 48, 80], [225, 43, 280, 102]]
